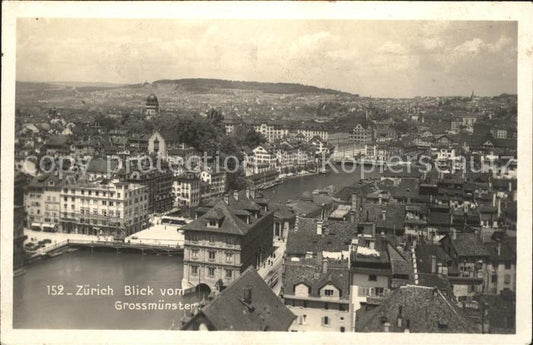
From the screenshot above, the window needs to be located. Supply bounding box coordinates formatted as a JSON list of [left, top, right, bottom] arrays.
[[109, 201, 114, 206], [191, 266, 198, 275], [340, 327, 345, 332], [368, 275, 377, 281], [322, 316, 329, 326], [102, 200, 107, 206], [116, 211, 120, 218], [208, 220, 218, 228], [324, 303, 329, 310], [504, 262, 512, 269], [225, 253, 233, 262], [208, 251, 216, 261], [491, 275, 497, 283], [208, 267, 215, 277], [468, 285, 476, 293], [225, 269, 232, 278], [117, 193, 121, 198], [191, 249, 199, 259], [209, 234, 216, 243], [504, 274, 511, 284], [324, 289, 334, 296]]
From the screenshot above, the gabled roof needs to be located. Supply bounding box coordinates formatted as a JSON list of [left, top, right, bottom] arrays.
[[355, 285, 476, 333], [283, 261, 350, 300], [182, 200, 270, 236], [184, 266, 295, 331]]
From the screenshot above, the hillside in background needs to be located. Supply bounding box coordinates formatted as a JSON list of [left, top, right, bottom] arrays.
[[15, 78, 359, 119]]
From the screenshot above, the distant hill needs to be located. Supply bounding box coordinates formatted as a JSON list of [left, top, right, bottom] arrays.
[[147, 78, 356, 96]]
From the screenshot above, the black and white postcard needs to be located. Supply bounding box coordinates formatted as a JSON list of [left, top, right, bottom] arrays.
[[1, 2, 531, 344]]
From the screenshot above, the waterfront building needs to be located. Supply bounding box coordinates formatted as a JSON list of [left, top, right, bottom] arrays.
[[181, 196, 274, 292], [181, 266, 295, 331], [59, 180, 149, 236], [24, 173, 63, 232]]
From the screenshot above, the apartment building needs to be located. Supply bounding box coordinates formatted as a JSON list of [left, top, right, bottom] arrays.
[[59, 180, 149, 236], [199, 168, 227, 198], [25, 173, 62, 232], [173, 172, 201, 208], [283, 259, 351, 332], [181, 195, 274, 292], [119, 165, 174, 214]]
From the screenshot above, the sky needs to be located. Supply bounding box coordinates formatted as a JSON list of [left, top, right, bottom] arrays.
[[17, 19, 517, 98]]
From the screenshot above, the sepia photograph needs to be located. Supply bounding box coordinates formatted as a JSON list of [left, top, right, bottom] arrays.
[[1, 2, 532, 345]]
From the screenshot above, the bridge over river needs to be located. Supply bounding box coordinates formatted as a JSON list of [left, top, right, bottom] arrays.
[[27, 238, 183, 262]]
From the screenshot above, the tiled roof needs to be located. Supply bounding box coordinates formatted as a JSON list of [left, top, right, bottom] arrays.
[[187, 266, 295, 331], [361, 204, 406, 232], [286, 219, 357, 256], [451, 232, 490, 257], [181, 200, 272, 236], [355, 285, 476, 333], [283, 261, 350, 300]]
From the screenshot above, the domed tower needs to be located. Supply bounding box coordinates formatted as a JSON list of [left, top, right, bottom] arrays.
[[145, 94, 159, 119]]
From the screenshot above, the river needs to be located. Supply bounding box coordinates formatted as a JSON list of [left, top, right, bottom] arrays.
[[13, 165, 370, 329], [263, 164, 376, 202], [13, 249, 196, 330]]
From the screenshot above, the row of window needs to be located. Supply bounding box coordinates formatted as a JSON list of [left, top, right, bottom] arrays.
[[190, 249, 234, 262], [190, 266, 233, 278], [63, 197, 122, 206], [63, 188, 119, 198], [188, 234, 235, 245]]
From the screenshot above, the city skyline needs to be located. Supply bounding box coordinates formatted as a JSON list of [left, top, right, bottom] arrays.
[[17, 19, 517, 98]]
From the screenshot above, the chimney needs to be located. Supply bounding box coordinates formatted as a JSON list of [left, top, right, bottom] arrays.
[[452, 228, 457, 240], [508, 181, 512, 192], [322, 258, 328, 273], [294, 214, 300, 232], [497, 198, 502, 218], [243, 287, 252, 304], [492, 193, 496, 207], [381, 210, 386, 220], [431, 255, 437, 274], [245, 187, 250, 199], [383, 322, 390, 332], [223, 193, 229, 205], [404, 319, 410, 333], [497, 242, 501, 256], [437, 262, 443, 275], [316, 221, 323, 235], [233, 190, 239, 201]]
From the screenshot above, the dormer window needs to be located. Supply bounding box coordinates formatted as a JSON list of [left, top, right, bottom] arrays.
[[207, 219, 218, 228]]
